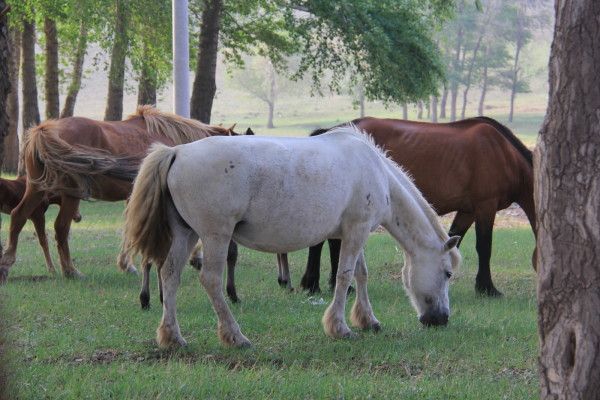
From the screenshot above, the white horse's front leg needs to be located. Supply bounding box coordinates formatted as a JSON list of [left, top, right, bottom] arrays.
[[350, 251, 380, 331], [199, 236, 251, 348], [322, 229, 369, 339]]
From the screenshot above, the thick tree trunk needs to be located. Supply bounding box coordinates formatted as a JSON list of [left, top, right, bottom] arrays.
[[402, 103, 408, 119], [60, 21, 87, 118], [4, 25, 19, 172], [104, 0, 129, 121], [535, 1, 600, 399], [0, 1, 10, 172], [137, 43, 157, 106], [44, 17, 59, 119], [430, 96, 438, 122], [478, 46, 489, 116], [190, 0, 223, 124], [439, 86, 448, 119]]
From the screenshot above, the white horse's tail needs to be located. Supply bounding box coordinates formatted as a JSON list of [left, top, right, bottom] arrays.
[[122, 144, 177, 265]]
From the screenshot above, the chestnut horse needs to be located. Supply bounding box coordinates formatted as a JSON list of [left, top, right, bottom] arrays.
[[295, 116, 535, 297], [0, 106, 236, 283], [0, 176, 81, 273]]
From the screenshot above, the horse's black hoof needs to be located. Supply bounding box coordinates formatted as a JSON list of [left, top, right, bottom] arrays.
[[227, 286, 240, 303], [476, 284, 503, 297], [140, 293, 150, 310], [277, 278, 288, 288]]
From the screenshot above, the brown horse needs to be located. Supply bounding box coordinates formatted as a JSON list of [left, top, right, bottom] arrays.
[[0, 176, 81, 273], [295, 116, 535, 297], [0, 106, 236, 283]]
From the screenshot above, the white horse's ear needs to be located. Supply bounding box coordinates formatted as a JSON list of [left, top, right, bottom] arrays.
[[444, 236, 461, 251]]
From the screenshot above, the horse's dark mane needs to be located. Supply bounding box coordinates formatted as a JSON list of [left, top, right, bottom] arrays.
[[470, 116, 533, 166], [309, 127, 334, 137]]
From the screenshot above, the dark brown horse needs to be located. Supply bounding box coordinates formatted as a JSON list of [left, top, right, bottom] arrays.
[[296, 116, 535, 297], [0, 176, 81, 274], [0, 106, 237, 283]]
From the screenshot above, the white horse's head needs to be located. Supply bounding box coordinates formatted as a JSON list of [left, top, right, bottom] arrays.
[[402, 236, 461, 326]]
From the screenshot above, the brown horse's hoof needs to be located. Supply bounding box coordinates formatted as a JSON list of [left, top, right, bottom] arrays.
[[64, 268, 85, 280], [72, 213, 82, 223], [476, 284, 503, 297], [0, 268, 8, 284]]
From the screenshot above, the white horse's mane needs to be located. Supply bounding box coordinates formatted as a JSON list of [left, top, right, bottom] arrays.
[[327, 124, 453, 247]]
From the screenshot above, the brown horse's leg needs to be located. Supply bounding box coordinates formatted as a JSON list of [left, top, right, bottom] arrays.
[[225, 240, 239, 303], [448, 212, 475, 247], [327, 239, 342, 291], [31, 210, 56, 274], [474, 207, 501, 297], [300, 241, 325, 293], [54, 196, 83, 279], [140, 258, 152, 309], [0, 189, 46, 283], [117, 248, 138, 274]]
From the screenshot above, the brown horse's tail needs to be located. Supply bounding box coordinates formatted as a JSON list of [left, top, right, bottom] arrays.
[[122, 144, 177, 265], [24, 121, 140, 198]]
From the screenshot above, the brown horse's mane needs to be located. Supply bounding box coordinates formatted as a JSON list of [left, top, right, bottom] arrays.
[[130, 105, 220, 143]]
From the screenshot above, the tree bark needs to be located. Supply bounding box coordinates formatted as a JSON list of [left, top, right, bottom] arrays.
[[402, 103, 408, 119], [190, 0, 223, 124], [478, 46, 489, 116], [266, 61, 276, 128], [439, 86, 448, 119], [535, 1, 600, 399], [104, 0, 129, 121], [430, 96, 438, 122], [0, 0, 10, 173], [357, 84, 365, 119], [44, 17, 59, 119], [21, 17, 40, 131], [137, 43, 157, 106], [417, 100, 423, 119], [4, 25, 19, 172], [60, 20, 87, 118]]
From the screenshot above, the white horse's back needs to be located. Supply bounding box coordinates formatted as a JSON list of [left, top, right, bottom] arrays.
[[167, 130, 391, 253]]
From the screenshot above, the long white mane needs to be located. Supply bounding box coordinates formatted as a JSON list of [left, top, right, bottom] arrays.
[[328, 124, 457, 254]]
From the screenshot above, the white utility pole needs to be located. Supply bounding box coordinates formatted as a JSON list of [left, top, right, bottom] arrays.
[[172, 0, 190, 117]]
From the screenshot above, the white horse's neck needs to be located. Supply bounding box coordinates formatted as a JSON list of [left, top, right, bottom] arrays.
[[383, 163, 447, 255]]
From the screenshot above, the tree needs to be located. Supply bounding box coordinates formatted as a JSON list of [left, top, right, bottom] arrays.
[[0, 2, 11, 174], [60, 18, 87, 117], [535, 1, 600, 398], [190, 0, 451, 123], [43, 16, 59, 119], [21, 14, 39, 130], [104, 0, 129, 121], [4, 24, 19, 172]]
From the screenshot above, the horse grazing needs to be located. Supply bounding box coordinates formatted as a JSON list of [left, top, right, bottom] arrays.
[[0, 106, 236, 283], [292, 116, 535, 297], [123, 125, 461, 348], [0, 176, 81, 273]]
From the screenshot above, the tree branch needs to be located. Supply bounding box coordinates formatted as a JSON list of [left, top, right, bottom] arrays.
[[0, 5, 11, 19]]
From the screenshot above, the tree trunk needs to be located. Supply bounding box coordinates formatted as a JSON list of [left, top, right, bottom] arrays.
[[0, 0, 10, 173], [137, 43, 157, 106], [266, 61, 276, 128], [430, 96, 438, 122], [450, 2, 464, 122], [461, 35, 484, 120], [104, 0, 129, 121], [44, 17, 59, 119], [21, 17, 40, 131], [508, 41, 522, 123], [266, 101, 274, 129], [536, 1, 600, 399], [357, 84, 365, 118], [61, 20, 87, 118], [478, 46, 489, 116], [417, 101, 423, 119], [4, 25, 19, 172], [190, 0, 223, 124], [426, 100, 430, 119], [439, 86, 448, 119], [402, 103, 408, 119]]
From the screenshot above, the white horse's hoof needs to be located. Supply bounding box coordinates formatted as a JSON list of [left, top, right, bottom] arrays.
[[218, 327, 252, 348], [157, 325, 187, 348], [125, 265, 138, 275]]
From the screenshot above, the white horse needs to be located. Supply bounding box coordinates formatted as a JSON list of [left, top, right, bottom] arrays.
[[123, 126, 461, 348]]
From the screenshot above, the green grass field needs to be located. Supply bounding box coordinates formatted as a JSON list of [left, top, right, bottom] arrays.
[[1, 200, 538, 399]]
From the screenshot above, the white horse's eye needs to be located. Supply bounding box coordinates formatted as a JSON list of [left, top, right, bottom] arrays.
[[445, 271, 452, 279]]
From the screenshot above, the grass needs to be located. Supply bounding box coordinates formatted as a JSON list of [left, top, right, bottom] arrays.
[[1, 200, 538, 399]]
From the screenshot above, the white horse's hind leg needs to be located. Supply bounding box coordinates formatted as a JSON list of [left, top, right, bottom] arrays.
[[156, 213, 199, 348], [350, 251, 380, 331], [323, 228, 369, 339], [199, 235, 251, 348]]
